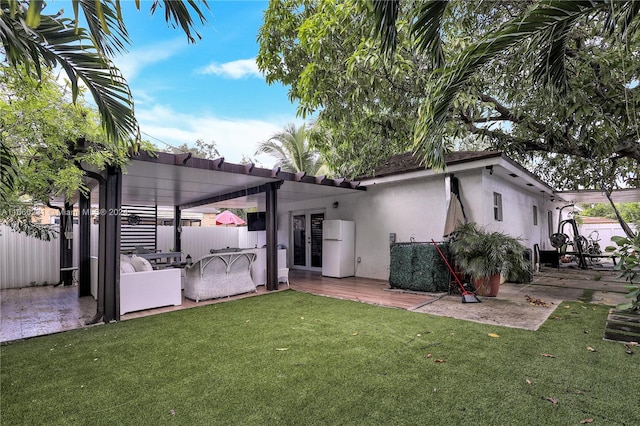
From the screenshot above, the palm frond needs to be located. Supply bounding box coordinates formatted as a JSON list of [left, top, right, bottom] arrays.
[[1, 2, 137, 145], [606, 0, 640, 38], [149, 0, 209, 44], [414, 0, 619, 169], [411, 0, 447, 69], [530, 1, 602, 93], [73, 0, 130, 57], [256, 123, 326, 174], [0, 1, 211, 146], [371, 0, 399, 57], [1, 10, 139, 145]]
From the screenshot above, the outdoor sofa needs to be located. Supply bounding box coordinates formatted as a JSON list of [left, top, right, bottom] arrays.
[[184, 252, 257, 302], [119, 255, 182, 315]]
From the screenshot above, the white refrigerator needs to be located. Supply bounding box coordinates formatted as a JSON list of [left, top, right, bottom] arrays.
[[322, 220, 356, 278]]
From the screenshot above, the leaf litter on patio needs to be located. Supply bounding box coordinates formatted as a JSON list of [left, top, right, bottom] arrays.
[[525, 295, 552, 307]]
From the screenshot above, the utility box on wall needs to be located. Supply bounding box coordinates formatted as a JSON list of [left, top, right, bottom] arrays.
[[389, 243, 451, 292]]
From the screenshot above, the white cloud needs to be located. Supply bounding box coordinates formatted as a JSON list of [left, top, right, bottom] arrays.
[[114, 38, 187, 82], [197, 58, 262, 79], [135, 105, 301, 166]]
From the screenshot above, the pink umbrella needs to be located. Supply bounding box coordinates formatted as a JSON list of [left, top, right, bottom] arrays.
[[215, 210, 246, 226]]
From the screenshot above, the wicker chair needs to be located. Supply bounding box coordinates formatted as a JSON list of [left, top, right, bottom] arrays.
[[278, 268, 290, 287], [184, 252, 257, 302]]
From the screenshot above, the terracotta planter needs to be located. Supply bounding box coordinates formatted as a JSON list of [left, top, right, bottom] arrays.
[[473, 273, 501, 297]]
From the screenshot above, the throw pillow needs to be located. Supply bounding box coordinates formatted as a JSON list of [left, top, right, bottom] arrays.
[[120, 261, 136, 274], [130, 255, 153, 272]]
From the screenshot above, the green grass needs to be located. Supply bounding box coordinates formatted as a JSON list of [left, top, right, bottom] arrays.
[[2, 290, 639, 425]]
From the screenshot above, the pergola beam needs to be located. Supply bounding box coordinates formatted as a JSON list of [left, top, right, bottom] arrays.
[[179, 182, 281, 210]]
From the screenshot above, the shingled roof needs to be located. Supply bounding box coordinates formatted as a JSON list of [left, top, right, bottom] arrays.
[[360, 151, 503, 179]]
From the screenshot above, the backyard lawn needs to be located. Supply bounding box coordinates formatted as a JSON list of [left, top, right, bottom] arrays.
[[1, 290, 638, 425]]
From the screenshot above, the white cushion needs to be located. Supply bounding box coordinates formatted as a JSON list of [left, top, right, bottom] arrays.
[[120, 261, 136, 274], [130, 255, 153, 272]]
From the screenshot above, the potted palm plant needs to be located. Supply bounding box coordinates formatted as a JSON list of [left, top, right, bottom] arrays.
[[449, 222, 529, 297]]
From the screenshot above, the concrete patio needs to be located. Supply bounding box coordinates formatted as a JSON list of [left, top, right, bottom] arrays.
[[1, 263, 630, 343]]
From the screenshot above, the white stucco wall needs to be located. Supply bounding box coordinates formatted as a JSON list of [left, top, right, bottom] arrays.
[[350, 177, 448, 279], [278, 175, 450, 279], [278, 166, 563, 281], [445, 169, 559, 251], [479, 171, 548, 249]]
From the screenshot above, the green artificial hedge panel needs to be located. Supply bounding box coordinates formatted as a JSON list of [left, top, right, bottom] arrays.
[[389, 243, 451, 292], [389, 244, 413, 288]]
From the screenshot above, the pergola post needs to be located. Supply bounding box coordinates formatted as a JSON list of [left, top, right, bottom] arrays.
[[103, 165, 122, 322], [59, 201, 74, 286], [78, 190, 92, 297], [174, 205, 182, 253], [82, 170, 106, 325], [265, 181, 279, 291]]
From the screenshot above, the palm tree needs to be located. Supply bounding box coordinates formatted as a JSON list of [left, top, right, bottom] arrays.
[[0, 0, 209, 147], [372, 0, 640, 168], [256, 123, 328, 175]]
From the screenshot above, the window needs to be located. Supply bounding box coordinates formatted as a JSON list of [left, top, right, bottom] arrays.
[[493, 192, 503, 221], [547, 210, 554, 237], [533, 205, 538, 226]]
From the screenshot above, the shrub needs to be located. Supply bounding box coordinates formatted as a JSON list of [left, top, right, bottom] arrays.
[[606, 234, 640, 312]]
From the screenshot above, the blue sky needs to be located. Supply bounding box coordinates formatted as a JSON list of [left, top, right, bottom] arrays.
[[54, 0, 302, 166]]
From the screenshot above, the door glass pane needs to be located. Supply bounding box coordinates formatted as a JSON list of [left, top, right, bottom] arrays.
[[293, 215, 306, 266], [310, 213, 324, 268]]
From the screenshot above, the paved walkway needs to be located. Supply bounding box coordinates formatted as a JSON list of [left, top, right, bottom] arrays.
[[1, 264, 629, 342], [412, 265, 629, 331]]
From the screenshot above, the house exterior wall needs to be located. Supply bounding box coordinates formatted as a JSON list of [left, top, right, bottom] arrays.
[[477, 170, 558, 250], [279, 176, 447, 279], [277, 166, 563, 281], [352, 177, 447, 279]]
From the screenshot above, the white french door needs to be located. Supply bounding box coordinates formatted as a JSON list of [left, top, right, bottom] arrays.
[[291, 210, 324, 271]]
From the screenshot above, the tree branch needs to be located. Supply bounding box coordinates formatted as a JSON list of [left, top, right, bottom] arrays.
[[478, 94, 546, 134], [458, 112, 584, 157]]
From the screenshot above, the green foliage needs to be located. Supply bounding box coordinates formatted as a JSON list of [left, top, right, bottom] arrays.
[[389, 243, 450, 292], [255, 123, 327, 175], [450, 222, 529, 280], [0, 199, 57, 240], [258, 0, 422, 177], [0, 1, 208, 240], [0, 139, 17, 200], [260, 0, 640, 187], [388, 243, 412, 287], [0, 64, 128, 237], [580, 202, 640, 225], [375, 0, 640, 174], [156, 139, 221, 160], [607, 234, 640, 312]]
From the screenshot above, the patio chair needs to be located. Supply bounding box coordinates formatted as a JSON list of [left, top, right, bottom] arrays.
[[278, 268, 290, 287]]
